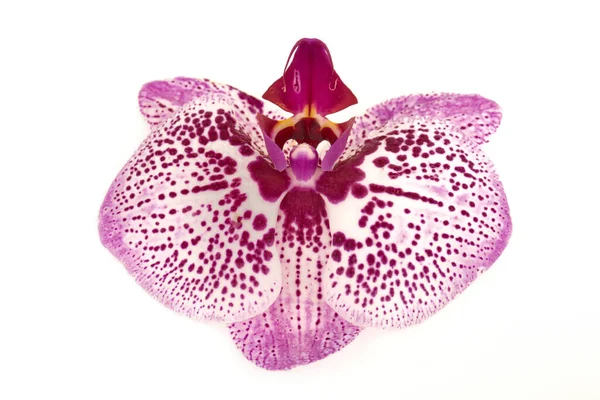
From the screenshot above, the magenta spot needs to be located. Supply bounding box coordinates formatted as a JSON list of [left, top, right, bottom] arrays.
[[316, 140, 378, 204], [332, 232, 346, 246], [343, 239, 356, 251], [384, 137, 403, 153], [237, 90, 264, 111], [345, 267, 355, 278], [263, 229, 275, 246], [358, 216, 368, 228], [348, 254, 357, 265], [373, 156, 389, 167], [191, 180, 228, 193], [248, 158, 291, 202], [239, 145, 254, 156], [332, 249, 341, 262], [217, 156, 238, 175], [369, 183, 424, 201], [316, 165, 364, 204], [351, 183, 368, 199], [253, 214, 267, 231], [366, 253, 375, 265]]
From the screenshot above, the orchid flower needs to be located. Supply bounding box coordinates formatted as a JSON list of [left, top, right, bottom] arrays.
[[99, 38, 512, 370]]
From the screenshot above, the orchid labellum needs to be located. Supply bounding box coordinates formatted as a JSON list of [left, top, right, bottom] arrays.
[[99, 38, 512, 370]]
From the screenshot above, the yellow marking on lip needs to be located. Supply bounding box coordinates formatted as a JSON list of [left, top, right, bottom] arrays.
[[316, 116, 344, 136], [271, 104, 344, 137]]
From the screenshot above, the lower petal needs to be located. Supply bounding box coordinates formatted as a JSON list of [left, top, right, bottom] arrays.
[[229, 189, 362, 370], [319, 117, 511, 328]]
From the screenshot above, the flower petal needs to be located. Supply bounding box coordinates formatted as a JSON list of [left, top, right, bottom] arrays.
[[139, 78, 286, 160], [229, 189, 362, 370], [318, 98, 511, 328], [138, 77, 220, 127], [337, 93, 503, 167], [99, 80, 292, 322]]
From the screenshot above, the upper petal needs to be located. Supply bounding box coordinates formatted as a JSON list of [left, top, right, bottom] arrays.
[[318, 112, 511, 328], [138, 77, 221, 127], [335, 93, 502, 168], [99, 80, 291, 323], [138, 77, 286, 162]]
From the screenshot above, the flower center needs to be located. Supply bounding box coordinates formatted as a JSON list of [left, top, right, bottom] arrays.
[[257, 38, 357, 171], [260, 106, 352, 149]]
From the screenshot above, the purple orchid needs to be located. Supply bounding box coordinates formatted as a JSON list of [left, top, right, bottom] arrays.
[[99, 38, 512, 370]]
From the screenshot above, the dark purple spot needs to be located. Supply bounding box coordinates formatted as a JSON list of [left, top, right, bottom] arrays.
[[248, 158, 291, 202], [332, 249, 341, 262], [191, 180, 228, 193], [373, 156, 389, 167], [252, 214, 267, 231], [239, 145, 254, 156], [351, 183, 368, 199], [332, 232, 346, 246], [316, 140, 379, 204], [345, 267, 355, 278]]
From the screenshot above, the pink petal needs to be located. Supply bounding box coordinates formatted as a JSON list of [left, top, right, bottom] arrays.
[[317, 96, 511, 328], [229, 189, 362, 370], [139, 77, 217, 127], [336, 93, 502, 167], [99, 80, 292, 322]]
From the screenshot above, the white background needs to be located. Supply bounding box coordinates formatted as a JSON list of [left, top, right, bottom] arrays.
[[1, 0, 599, 399]]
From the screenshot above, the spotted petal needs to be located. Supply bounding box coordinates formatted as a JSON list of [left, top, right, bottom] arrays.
[[319, 95, 512, 327], [336, 93, 503, 168], [229, 189, 362, 370], [99, 80, 292, 322], [138, 77, 222, 127]]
